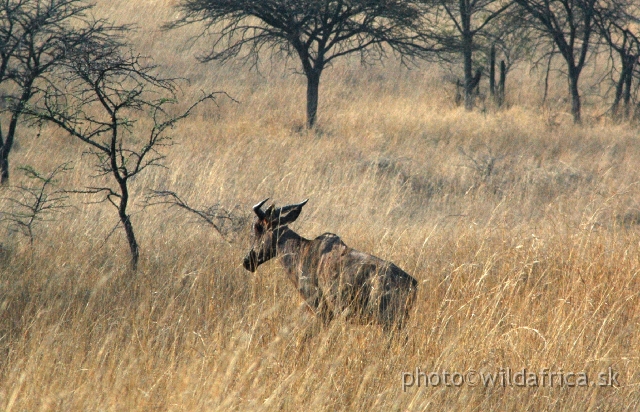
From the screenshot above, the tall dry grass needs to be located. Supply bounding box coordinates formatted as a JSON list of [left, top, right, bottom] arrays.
[[1, 0, 639, 410]]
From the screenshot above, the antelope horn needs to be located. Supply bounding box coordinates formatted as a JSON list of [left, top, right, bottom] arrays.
[[252, 198, 269, 219]]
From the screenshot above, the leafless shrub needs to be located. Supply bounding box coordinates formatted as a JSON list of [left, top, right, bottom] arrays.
[[1, 163, 71, 245], [371, 157, 449, 199], [458, 145, 505, 181]]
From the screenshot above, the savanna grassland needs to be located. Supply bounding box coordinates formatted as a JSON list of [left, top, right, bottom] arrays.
[[1, 0, 640, 410]]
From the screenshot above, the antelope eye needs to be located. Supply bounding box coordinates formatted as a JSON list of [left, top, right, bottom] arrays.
[[254, 222, 264, 235]]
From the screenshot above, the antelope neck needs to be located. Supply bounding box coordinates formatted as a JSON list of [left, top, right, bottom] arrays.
[[275, 227, 310, 283]]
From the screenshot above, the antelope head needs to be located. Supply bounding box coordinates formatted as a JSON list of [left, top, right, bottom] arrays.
[[242, 198, 308, 272]]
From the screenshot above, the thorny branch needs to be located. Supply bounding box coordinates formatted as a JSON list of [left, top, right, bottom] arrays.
[[145, 190, 245, 242]]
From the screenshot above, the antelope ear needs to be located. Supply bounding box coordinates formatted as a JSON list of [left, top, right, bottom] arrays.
[[278, 199, 308, 225]]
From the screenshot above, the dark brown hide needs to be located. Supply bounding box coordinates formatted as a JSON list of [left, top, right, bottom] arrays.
[[243, 200, 417, 330]]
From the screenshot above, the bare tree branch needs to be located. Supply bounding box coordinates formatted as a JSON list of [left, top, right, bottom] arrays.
[[144, 190, 245, 243]]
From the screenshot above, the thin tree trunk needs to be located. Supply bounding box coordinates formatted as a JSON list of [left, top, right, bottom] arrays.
[[0, 142, 9, 184], [460, 0, 474, 111], [462, 37, 474, 110], [611, 53, 634, 119], [306, 70, 321, 128], [489, 44, 496, 98], [463, 43, 474, 110], [121, 213, 139, 271], [0, 83, 33, 184], [0, 114, 19, 185], [118, 186, 139, 271], [623, 57, 634, 118], [498, 60, 506, 107], [611, 69, 625, 118], [542, 45, 555, 106], [569, 70, 582, 124]]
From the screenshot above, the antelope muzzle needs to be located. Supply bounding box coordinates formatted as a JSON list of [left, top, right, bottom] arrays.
[[243, 249, 258, 272]]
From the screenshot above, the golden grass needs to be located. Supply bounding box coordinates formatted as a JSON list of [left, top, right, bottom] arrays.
[[1, 0, 640, 410]]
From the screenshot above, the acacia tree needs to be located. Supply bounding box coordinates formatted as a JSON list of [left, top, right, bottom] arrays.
[[593, 0, 640, 119], [514, 0, 598, 123], [167, 0, 430, 128], [27, 43, 215, 271], [0, 0, 119, 184], [422, 0, 512, 109]]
